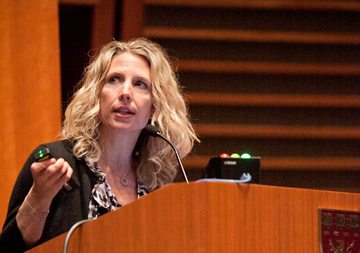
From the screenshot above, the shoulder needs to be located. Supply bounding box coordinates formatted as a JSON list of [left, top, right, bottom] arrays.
[[28, 139, 79, 165], [35, 139, 74, 156]]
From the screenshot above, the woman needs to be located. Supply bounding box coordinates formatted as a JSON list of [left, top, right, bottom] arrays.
[[0, 38, 198, 252]]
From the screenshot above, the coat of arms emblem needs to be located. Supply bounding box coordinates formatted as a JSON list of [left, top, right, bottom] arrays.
[[319, 209, 360, 253]]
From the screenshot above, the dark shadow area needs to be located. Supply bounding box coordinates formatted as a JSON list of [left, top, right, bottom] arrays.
[[59, 4, 93, 117]]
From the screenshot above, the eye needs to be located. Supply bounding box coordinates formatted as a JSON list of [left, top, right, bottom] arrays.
[[108, 76, 119, 83], [135, 81, 149, 89]]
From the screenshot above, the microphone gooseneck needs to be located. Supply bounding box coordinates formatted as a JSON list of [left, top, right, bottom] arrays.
[[143, 124, 189, 184]]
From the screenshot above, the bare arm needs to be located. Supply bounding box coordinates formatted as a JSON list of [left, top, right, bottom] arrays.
[[16, 158, 73, 247]]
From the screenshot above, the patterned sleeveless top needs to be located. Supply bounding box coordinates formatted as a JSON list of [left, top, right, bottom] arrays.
[[85, 158, 148, 219]]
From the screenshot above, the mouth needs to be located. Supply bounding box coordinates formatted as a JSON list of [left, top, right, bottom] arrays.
[[114, 108, 135, 115]]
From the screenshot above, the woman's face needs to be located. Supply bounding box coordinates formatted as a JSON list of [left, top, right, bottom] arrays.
[[99, 52, 153, 137]]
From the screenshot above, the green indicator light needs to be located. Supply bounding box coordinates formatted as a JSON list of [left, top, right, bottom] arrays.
[[241, 153, 251, 159], [39, 153, 44, 158], [230, 153, 240, 158]]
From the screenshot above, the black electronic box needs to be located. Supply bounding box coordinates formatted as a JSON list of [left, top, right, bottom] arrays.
[[203, 157, 261, 184]]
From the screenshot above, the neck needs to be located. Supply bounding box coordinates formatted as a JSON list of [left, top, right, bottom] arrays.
[[97, 127, 140, 174]]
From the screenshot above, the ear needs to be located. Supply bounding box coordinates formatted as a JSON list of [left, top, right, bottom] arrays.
[[149, 105, 155, 119]]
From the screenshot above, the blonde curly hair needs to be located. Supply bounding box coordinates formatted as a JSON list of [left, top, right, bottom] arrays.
[[61, 38, 199, 190]]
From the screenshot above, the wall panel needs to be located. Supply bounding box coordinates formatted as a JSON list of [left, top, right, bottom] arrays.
[[124, 0, 360, 192], [0, 0, 61, 226]]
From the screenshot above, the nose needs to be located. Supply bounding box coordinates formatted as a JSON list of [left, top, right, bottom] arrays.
[[119, 81, 133, 102]]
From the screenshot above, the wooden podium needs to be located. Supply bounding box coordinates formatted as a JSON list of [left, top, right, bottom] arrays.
[[28, 182, 360, 252]]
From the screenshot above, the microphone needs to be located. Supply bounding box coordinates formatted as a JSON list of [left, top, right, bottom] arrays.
[[143, 124, 189, 184]]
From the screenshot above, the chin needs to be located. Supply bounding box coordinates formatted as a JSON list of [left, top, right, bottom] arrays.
[[113, 124, 143, 134]]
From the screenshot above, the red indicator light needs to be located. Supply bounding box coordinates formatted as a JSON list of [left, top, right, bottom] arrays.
[[220, 153, 230, 158]]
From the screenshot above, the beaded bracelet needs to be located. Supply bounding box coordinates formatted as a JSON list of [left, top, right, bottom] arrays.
[[24, 197, 49, 221]]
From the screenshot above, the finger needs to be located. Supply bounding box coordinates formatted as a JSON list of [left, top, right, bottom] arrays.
[[40, 158, 65, 178], [67, 166, 73, 179], [53, 164, 73, 189], [31, 158, 57, 174], [60, 163, 73, 182], [56, 161, 70, 180], [49, 161, 72, 183]]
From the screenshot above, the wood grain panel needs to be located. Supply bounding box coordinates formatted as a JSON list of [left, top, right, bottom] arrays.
[[185, 92, 360, 108], [145, 0, 360, 11], [91, 0, 116, 53], [0, 0, 61, 227], [144, 27, 360, 44], [176, 60, 360, 75], [193, 124, 360, 139], [121, 0, 143, 40], [138, 0, 360, 192], [28, 183, 360, 252], [0, 0, 18, 226], [182, 155, 360, 171], [59, 0, 99, 4]]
